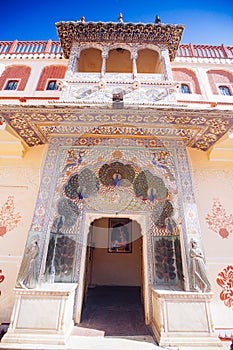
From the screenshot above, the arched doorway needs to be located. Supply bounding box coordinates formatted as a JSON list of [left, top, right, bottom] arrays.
[[75, 213, 151, 333]]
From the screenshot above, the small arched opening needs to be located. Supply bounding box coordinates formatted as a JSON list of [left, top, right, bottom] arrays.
[[137, 49, 163, 74], [78, 48, 102, 72], [106, 48, 132, 73]]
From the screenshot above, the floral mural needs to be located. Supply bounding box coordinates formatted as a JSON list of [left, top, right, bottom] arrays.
[[0, 269, 5, 296], [216, 265, 233, 309], [205, 199, 233, 239], [0, 196, 21, 237]]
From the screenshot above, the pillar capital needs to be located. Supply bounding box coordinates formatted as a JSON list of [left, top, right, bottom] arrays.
[[131, 47, 138, 60], [102, 46, 109, 58]]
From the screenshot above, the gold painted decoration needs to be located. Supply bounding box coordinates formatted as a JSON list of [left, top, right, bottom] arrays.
[[1, 106, 233, 151]]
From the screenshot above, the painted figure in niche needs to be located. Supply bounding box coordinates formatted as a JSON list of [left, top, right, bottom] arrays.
[[189, 238, 211, 292], [16, 237, 39, 289], [109, 223, 130, 253]]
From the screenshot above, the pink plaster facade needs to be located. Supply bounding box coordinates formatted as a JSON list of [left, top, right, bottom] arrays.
[[207, 70, 233, 95], [36, 65, 66, 90], [0, 65, 31, 91], [172, 68, 202, 94]]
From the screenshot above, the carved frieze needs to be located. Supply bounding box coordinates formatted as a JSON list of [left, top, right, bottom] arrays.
[[56, 21, 185, 61], [1, 106, 233, 151]]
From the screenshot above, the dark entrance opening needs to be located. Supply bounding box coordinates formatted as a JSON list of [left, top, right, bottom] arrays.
[[79, 218, 153, 338], [80, 286, 151, 337]]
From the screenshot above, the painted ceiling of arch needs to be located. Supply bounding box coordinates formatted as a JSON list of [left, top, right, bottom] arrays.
[[1, 106, 233, 151]]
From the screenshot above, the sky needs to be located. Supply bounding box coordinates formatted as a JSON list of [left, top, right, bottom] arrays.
[[0, 0, 233, 46]]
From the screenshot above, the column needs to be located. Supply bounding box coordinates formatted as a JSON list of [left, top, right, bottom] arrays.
[[66, 43, 81, 78], [131, 47, 138, 79], [101, 47, 109, 78], [161, 48, 173, 80]]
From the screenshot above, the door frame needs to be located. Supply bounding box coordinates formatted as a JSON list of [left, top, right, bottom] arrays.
[[74, 211, 151, 325]]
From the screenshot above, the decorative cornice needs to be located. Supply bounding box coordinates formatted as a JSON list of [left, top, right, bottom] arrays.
[[56, 21, 185, 61], [1, 105, 233, 151], [14, 283, 77, 296], [152, 289, 214, 301]]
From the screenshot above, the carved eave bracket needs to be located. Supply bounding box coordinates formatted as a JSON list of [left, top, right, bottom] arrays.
[[55, 21, 185, 61], [1, 105, 233, 151]]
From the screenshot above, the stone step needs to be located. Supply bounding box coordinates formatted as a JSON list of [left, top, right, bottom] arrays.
[[0, 337, 230, 350]]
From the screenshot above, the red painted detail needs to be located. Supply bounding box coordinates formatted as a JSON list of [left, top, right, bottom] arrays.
[[0, 269, 5, 283], [216, 265, 233, 309], [19, 97, 27, 102], [219, 228, 230, 239], [206, 199, 233, 238], [0, 196, 21, 236], [0, 96, 60, 100], [0, 226, 7, 237]]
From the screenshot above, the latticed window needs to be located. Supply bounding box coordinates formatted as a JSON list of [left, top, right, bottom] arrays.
[[5, 80, 18, 90], [179, 84, 190, 94], [46, 80, 59, 90], [218, 85, 231, 96]]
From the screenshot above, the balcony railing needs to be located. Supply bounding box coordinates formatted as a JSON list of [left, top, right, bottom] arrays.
[[176, 43, 233, 59], [0, 40, 62, 55], [0, 40, 232, 59]]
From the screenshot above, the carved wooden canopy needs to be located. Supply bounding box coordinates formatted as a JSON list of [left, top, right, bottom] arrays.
[[56, 21, 185, 61], [1, 105, 233, 151]]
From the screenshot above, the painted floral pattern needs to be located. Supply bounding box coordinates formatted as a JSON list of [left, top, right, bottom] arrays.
[[0, 269, 5, 297], [205, 199, 233, 239], [216, 265, 233, 309], [0, 196, 21, 237]]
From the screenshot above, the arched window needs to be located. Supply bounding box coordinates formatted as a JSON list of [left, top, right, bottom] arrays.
[[172, 68, 201, 94], [179, 83, 190, 94], [106, 48, 131, 73], [0, 65, 31, 91], [36, 65, 66, 90], [137, 49, 162, 74], [5, 80, 19, 90], [218, 85, 231, 96], [78, 48, 102, 73], [207, 70, 233, 95], [46, 80, 59, 90]]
